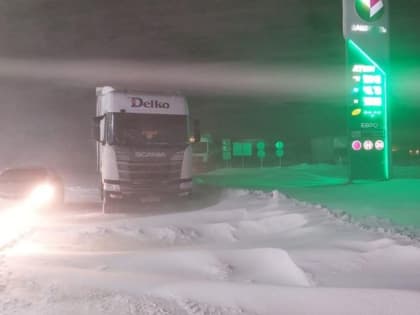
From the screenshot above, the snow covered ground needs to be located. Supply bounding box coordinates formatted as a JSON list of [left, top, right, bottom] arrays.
[[1, 172, 420, 314], [198, 164, 420, 233]]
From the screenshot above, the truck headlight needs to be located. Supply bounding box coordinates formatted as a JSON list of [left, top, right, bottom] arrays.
[[104, 183, 120, 192]]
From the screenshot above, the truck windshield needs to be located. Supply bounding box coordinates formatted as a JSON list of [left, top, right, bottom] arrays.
[[108, 113, 188, 146]]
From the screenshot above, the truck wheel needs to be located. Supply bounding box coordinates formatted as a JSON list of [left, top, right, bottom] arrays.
[[102, 192, 116, 214], [184, 190, 193, 200]]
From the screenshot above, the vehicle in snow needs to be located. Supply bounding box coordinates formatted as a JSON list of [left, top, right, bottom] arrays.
[[93, 86, 199, 212], [192, 133, 214, 173], [0, 167, 64, 207]]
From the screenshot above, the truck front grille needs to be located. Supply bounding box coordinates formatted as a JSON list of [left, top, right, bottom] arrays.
[[116, 158, 183, 193]]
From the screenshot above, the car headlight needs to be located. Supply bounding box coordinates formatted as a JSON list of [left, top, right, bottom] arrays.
[[28, 183, 55, 206]]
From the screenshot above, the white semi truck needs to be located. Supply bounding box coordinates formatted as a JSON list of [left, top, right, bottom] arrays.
[[93, 87, 198, 212]]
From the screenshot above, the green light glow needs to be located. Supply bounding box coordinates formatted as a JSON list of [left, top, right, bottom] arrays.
[[275, 149, 284, 158], [232, 142, 252, 157], [347, 39, 390, 180], [275, 141, 284, 149], [348, 40, 385, 75], [383, 71, 389, 179], [257, 141, 266, 159], [256, 141, 265, 150]]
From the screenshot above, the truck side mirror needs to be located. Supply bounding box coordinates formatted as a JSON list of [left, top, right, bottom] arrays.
[[193, 119, 201, 143], [92, 115, 104, 143]]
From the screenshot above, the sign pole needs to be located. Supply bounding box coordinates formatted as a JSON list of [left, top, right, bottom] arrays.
[[343, 0, 390, 181]]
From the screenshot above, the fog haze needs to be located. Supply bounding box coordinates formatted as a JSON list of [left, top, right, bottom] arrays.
[[0, 0, 417, 173]]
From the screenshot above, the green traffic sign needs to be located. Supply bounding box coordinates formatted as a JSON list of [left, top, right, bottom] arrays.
[[275, 141, 284, 150], [256, 141, 265, 150], [222, 139, 231, 152], [257, 151, 266, 159], [276, 149, 284, 158], [256, 141, 266, 159], [233, 142, 253, 157]]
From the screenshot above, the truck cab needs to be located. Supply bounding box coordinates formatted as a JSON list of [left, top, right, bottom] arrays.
[[93, 87, 197, 212]]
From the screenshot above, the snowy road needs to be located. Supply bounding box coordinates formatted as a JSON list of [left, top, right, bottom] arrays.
[[1, 186, 420, 314]]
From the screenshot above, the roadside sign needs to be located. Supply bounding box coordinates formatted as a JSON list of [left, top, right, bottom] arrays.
[[232, 142, 253, 157], [275, 141, 284, 158], [256, 141, 266, 159], [222, 138, 232, 161]]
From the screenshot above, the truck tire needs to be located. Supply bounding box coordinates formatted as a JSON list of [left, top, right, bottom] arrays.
[[102, 192, 116, 214], [184, 190, 193, 200]]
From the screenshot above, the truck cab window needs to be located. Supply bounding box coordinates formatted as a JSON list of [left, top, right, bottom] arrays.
[[107, 112, 187, 147]]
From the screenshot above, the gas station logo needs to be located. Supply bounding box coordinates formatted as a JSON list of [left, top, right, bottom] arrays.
[[355, 0, 384, 22], [351, 108, 362, 116]]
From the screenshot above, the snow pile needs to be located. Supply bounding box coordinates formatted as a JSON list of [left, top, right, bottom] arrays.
[[1, 187, 420, 314]]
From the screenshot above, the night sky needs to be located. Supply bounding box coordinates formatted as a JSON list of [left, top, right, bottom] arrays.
[[0, 0, 418, 172]]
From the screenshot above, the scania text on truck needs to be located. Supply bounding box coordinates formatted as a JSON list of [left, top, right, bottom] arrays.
[[93, 86, 199, 213]]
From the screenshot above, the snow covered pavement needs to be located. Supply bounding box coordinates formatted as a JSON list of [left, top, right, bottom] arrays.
[[1, 188, 420, 314]]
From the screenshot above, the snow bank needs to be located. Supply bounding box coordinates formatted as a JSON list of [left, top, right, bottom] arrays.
[[2, 185, 420, 314]]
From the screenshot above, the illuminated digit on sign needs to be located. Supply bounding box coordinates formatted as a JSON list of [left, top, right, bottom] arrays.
[[363, 97, 382, 106], [363, 86, 382, 96], [363, 75, 381, 84], [373, 86, 382, 95]]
